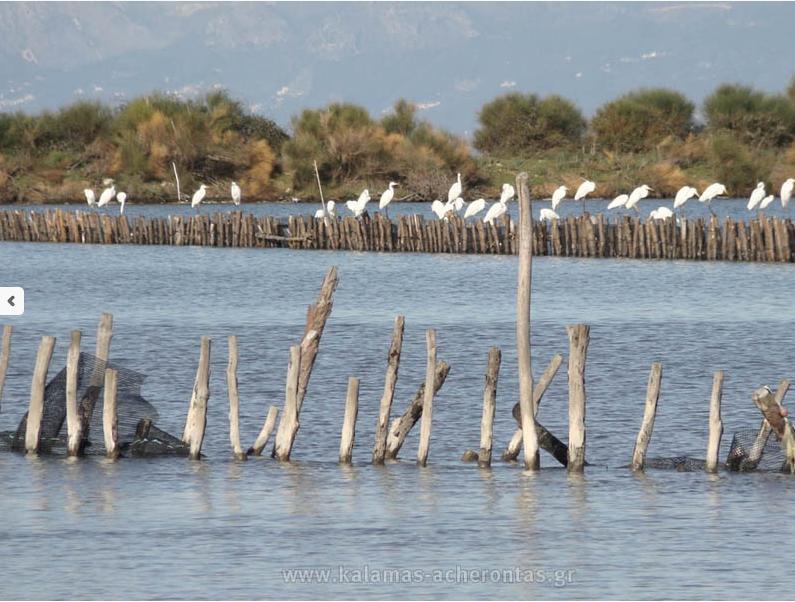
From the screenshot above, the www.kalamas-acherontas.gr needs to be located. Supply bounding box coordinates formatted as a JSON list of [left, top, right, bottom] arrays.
[[281, 565, 576, 587]]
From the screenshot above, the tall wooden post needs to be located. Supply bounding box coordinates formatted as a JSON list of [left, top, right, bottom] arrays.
[[566, 324, 590, 472], [631, 362, 663, 471], [274, 345, 302, 461], [65, 330, 82, 456], [0, 325, 11, 412], [339, 376, 360, 464], [227, 336, 246, 461], [103, 368, 119, 459], [185, 336, 211, 460], [705, 370, 724, 473], [25, 336, 56, 454], [516, 172, 539, 470], [417, 329, 437, 467], [478, 347, 501, 467], [373, 315, 405, 464]]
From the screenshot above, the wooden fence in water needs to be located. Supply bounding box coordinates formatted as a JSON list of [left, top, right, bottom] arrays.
[[0, 209, 793, 262]]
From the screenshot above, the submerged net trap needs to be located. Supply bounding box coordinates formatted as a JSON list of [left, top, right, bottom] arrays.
[[0, 352, 187, 456]]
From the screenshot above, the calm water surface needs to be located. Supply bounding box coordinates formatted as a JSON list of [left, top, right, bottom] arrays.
[[0, 240, 793, 599]]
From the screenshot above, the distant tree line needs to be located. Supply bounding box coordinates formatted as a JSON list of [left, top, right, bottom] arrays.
[[1, 78, 795, 203]]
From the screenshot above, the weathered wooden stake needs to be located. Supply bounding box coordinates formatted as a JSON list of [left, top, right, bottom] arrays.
[[751, 381, 795, 472], [516, 172, 539, 470], [502, 353, 564, 461], [91, 313, 113, 384], [631, 362, 663, 471], [248, 406, 280, 456], [373, 315, 405, 464], [705, 370, 724, 473], [65, 330, 82, 456], [184, 336, 211, 460], [25, 336, 56, 454], [478, 347, 501, 467], [103, 368, 119, 459], [416, 330, 437, 466], [274, 345, 302, 461], [0, 325, 11, 412], [339, 376, 360, 464], [227, 335, 246, 461], [385, 361, 450, 459], [566, 324, 590, 472]]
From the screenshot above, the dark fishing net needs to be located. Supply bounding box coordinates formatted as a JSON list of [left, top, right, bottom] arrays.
[[725, 427, 786, 472], [2, 353, 187, 456]]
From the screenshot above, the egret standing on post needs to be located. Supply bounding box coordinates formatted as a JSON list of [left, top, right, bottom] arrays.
[[97, 183, 116, 208], [746, 182, 766, 212], [699, 182, 727, 216], [84, 188, 96, 207], [574, 179, 596, 213], [448, 173, 463, 203], [192, 184, 207, 209], [626, 184, 653, 212], [379, 181, 398, 218], [781, 178, 794, 212], [464, 198, 486, 219], [607, 194, 629, 210], [116, 191, 127, 215], [500, 182, 515, 204], [673, 186, 698, 214], [551, 185, 567, 210], [231, 182, 241, 206]]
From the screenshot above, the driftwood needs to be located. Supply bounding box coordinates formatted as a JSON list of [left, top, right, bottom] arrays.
[[339, 377, 360, 464], [751, 382, 795, 472], [184, 337, 211, 460], [566, 324, 589, 472], [477, 347, 501, 468], [248, 406, 279, 456], [273, 345, 301, 461], [417, 330, 437, 467], [385, 361, 451, 460], [631, 363, 663, 471], [705, 370, 724, 473]]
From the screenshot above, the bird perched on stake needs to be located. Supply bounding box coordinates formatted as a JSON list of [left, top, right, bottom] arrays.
[[345, 189, 370, 217], [607, 194, 628, 210], [747, 182, 766, 211], [464, 198, 486, 219], [551, 185, 567, 210], [231, 182, 241, 206], [574, 180, 596, 212], [116, 192, 127, 215], [649, 206, 673, 220], [448, 173, 462, 203], [760, 194, 776, 210], [379, 181, 398, 218], [673, 186, 698, 211], [539, 208, 560, 221], [431, 200, 448, 220], [192, 184, 207, 208], [781, 178, 794, 210], [626, 184, 653, 211], [483, 199, 508, 224], [314, 200, 336, 218], [84, 188, 96, 207], [97, 183, 116, 208], [699, 182, 727, 215], [499, 182, 515, 204]]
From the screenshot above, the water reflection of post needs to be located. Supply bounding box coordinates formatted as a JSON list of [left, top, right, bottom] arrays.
[[63, 456, 84, 517], [224, 461, 245, 516], [187, 460, 213, 516], [373, 464, 401, 517], [516, 471, 538, 536], [566, 471, 588, 525], [98, 455, 120, 515]]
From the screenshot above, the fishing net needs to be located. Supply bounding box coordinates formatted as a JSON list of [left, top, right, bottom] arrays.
[[725, 427, 787, 472], [1, 353, 187, 456]]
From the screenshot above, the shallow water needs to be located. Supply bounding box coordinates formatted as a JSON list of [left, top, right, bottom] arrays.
[[0, 242, 794, 599], [9, 197, 794, 222]]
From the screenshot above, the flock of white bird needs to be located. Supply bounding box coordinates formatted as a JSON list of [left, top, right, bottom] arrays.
[[83, 175, 795, 221]]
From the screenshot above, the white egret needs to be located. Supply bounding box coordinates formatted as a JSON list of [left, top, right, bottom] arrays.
[[379, 181, 398, 217], [452, 197, 465, 212], [551, 185, 567, 210], [539, 208, 560, 221], [746, 182, 766, 211], [97, 184, 116, 208], [483, 201, 507, 224], [431, 200, 448, 220], [464, 198, 486, 218], [326, 200, 336, 218], [607, 194, 629, 210], [448, 173, 462, 203], [84, 188, 96, 207], [759, 194, 775, 210], [698, 182, 727, 216], [499, 183, 515, 204], [574, 179, 596, 212], [345, 189, 370, 217], [231, 181, 241, 206], [116, 192, 127, 215], [781, 178, 794, 209], [626, 184, 653, 211], [673, 186, 698, 210], [649, 206, 673, 220], [191, 184, 207, 208], [314, 200, 336, 219]]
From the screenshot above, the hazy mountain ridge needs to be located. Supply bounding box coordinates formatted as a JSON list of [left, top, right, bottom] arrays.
[[0, 2, 793, 134]]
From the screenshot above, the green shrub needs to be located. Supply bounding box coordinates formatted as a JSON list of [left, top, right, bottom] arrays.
[[706, 133, 769, 193], [591, 88, 694, 153], [473, 93, 586, 154], [704, 84, 795, 148]]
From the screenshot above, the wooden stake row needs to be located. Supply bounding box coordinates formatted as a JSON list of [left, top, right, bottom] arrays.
[[1, 209, 794, 262]]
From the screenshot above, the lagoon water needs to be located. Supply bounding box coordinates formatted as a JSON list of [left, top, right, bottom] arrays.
[[0, 230, 794, 599]]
